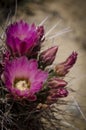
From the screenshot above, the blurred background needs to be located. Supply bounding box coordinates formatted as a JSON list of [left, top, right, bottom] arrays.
[[0, 0, 86, 130]]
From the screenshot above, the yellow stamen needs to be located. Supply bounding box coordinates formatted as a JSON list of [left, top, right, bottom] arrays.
[[14, 79, 30, 91]]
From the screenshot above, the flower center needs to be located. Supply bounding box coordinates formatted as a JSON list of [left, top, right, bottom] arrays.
[[14, 32, 26, 40], [14, 79, 30, 91], [19, 34, 26, 40]]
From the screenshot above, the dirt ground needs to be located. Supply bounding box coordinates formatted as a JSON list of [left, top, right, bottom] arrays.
[[0, 0, 86, 129]]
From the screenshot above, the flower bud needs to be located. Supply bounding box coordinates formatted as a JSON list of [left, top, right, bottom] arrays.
[[55, 51, 78, 76], [48, 77, 67, 89], [52, 88, 68, 98], [55, 64, 68, 76], [63, 51, 78, 69], [46, 88, 68, 105], [39, 46, 58, 66]]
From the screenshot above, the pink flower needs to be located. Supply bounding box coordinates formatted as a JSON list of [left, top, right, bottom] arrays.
[[4, 56, 48, 100], [6, 20, 44, 56], [55, 52, 78, 76]]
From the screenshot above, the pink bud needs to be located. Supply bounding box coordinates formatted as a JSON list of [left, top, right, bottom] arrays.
[[64, 51, 78, 69], [39, 46, 58, 66], [48, 77, 67, 89], [46, 88, 68, 105], [52, 88, 68, 98], [55, 51, 78, 76]]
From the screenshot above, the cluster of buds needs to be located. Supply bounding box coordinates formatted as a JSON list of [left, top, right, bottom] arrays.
[[0, 20, 78, 107], [46, 78, 68, 104]]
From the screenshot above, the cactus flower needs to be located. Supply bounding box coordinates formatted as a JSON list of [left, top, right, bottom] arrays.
[[6, 20, 44, 56], [4, 56, 48, 100]]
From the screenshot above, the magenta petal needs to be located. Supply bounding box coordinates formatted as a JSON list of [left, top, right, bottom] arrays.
[[33, 69, 48, 82], [4, 56, 30, 81], [28, 59, 38, 70], [30, 82, 43, 94]]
